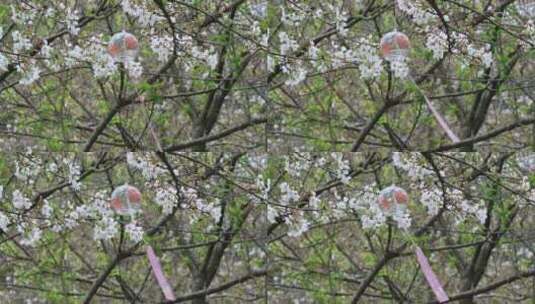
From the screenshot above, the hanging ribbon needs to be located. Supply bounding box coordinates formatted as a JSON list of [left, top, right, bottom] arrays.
[[146, 245, 176, 301], [414, 246, 449, 303], [410, 76, 460, 143]]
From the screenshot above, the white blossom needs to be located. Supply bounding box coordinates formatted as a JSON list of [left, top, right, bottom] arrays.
[[66, 8, 80, 36], [150, 35, 173, 63], [0, 211, 9, 231], [396, 0, 434, 25], [0, 53, 9, 71], [392, 205, 412, 229], [255, 175, 271, 202], [191, 46, 218, 70], [51, 224, 63, 233], [250, 2, 267, 19], [267, 55, 276, 72], [475, 207, 487, 224], [426, 29, 448, 60], [41, 200, 53, 218], [83, 37, 118, 78], [284, 65, 307, 87], [392, 153, 433, 180], [207, 199, 222, 222], [308, 42, 320, 60], [93, 54, 118, 78], [19, 65, 41, 86], [93, 215, 118, 240], [281, 8, 304, 27], [126, 153, 163, 180], [334, 6, 349, 37], [11, 5, 36, 25], [467, 45, 493, 68], [420, 187, 441, 215], [279, 182, 299, 205], [156, 186, 178, 215], [354, 37, 383, 79], [287, 212, 310, 237], [47, 162, 58, 174], [74, 205, 92, 219], [279, 32, 299, 56], [66, 45, 84, 67], [12, 30, 32, 53], [357, 188, 387, 229], [480, 51, 493, 68], [20, 227, 42, 246], [122, 0, 163, 27], [125, 59, 143, 79], [267, 205, 278, 223], [206, 51, 219, 70], [309, 191, 321, 210], [331, 153, 351, 184], [12, 190, 32, 210], [517, 247, 533, 259], [361, 205, 386, 229], [65, 210, 81, 229], [125, 222, 144, 242], [390, 56, 409, 79]]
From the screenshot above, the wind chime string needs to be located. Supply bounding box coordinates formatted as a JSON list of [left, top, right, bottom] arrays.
[[378, 185, 449, 303], [385, 0, 459, 144], [110, 185, 176, 301]]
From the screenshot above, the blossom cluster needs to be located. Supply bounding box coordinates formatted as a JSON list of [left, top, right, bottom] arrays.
[[396, 0, 435, 26], [155, 185, 178, 215], [355, 38, 384, 79], [425, 29, 448, 60], [126, 152, 165, 180]]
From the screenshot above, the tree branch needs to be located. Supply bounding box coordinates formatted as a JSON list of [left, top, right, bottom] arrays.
[[164, 117, 267, 152]]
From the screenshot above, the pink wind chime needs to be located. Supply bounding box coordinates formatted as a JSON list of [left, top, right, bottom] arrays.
[[379, 30, 460, 144], [107, 31, 164, 150], [110, 184, 176, 301], [107, 31, 140, 63], [378, 185, 449, 303]]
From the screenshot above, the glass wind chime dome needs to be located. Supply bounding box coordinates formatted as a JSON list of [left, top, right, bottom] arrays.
[[377, 185, 409, 212], [107, 31, 139, 63], [517, 0, 535, 17], [110, 184, 142, 215], [380, 31, 411, 62]]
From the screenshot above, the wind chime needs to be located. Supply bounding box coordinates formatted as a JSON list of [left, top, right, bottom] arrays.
[[380, 31, 411, 62], [107, 29, 164, 149], [377, 185, 449, 303], [110, 184, 176, 301], [110, 184, 142, 215], [379, 7, 460, 144], [377, 185, 409, 212], [107, 31, 140, 63]]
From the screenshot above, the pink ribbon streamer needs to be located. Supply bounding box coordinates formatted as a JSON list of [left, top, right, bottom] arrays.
[[410, 76, 460, 143], [146, 245, 176, 301], [421, 93, 460, 143], [415, 246, 449, 303]]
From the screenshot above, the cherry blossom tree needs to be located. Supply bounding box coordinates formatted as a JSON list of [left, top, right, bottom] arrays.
[[0, 0, 533, 151], [0, 152, 533, 303], [0, 1, 534, 303]]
